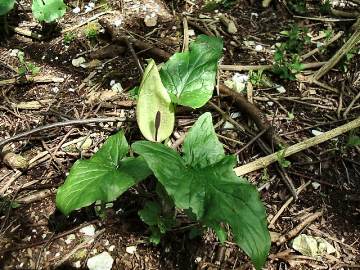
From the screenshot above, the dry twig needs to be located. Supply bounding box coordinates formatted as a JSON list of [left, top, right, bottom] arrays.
[[234, 117, 360, 176]]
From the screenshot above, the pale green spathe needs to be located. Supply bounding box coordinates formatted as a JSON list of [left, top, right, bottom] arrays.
[[136, 59, 175, 142]]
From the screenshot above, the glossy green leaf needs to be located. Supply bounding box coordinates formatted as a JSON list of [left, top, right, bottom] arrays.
[[133, 113, 270, 270], [56, 131, 152, 216], [0, 0, 15, 16], [136, 59, 175, 142], [32, 0, 66, 23], [182, 112, 225, 168], [160, 35, 223, 108]]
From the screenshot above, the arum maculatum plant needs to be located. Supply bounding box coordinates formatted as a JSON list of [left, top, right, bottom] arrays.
[[56, 35, 271, 269]]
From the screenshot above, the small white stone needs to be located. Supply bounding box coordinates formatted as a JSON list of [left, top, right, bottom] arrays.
[[311, 130, 324, 136], [316, 42, 324, 48], [73, 7, 81, 13], [312, 182, 321, 190], [10, 49, 19, 57], [195, 257, 202, 263], [144, 15, 157, 27], [72, 57, 86, 67], [79, 225, 96, 236], [276, 85, 286, 94], [126, 245, 137, 254], [267, 101, 274, 106], [255, 44, 263, 52], [65, 234, 76, 244], [232, 73, 248, 93], [87, 252, 114, 270], [68, 88, 75, 92], [85, 4, 94, 13], [110, 80, 116, 86], [188, 29, 195, 36], [55, 252, 60, 257], [108, 245, 115, 251], [113, 18, 122, 27], [111, 83, 123, 92], [51, 87, 59, 93], [73, 261, 81, 268]]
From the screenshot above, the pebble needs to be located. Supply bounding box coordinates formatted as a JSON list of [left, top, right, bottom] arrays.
[[311, 130, 324, 136], [72, 57, 86, 67], [72, 7, 81, 13], [255, 44, 263, 52], [87, 252, 114, 270], [80, 225, 96, 236], [126, 246, 137, 254], [144, 15, 157, 27]]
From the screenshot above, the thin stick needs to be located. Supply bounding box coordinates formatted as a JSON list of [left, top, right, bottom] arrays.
[[293, 15, 356, 22], [312, 24, 360, 81], [277, 211, 323, 245], [125, 38, 144, 75], [343, 91, 360, 119], [0, 220, 99, 254], [61, 11, 112, 33], [0, 117, 127, 150], [301, 31, 344, 61], [0, 75, 64, 86], [54, 229, 105, 267], [234, 117, 360, 176], [269, 181, 311, 227], [9, 26, 43, 40], [220, 62, 326, 72], [182, 17, 189, 52], [235, 128, 269, 154]]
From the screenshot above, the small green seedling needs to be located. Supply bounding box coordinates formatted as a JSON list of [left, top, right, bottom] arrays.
[[249, 70, 264, 86], [339, 48, 356, 73], [17, 51, 41, 76], [84, 22, 100, 40], [287, 112, 295, 121], [320, 0, 331, 15], [63, 32, 75, 45], [347, 133, 360, 147], [261, 168, 270, 183], [277, 148, 291, 168], [272, 25, 310, 80], [287, 0, 307, 15], [202, 0, 237, 11]]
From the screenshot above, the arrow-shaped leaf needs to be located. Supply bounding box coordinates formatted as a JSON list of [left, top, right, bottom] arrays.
[[56, 131, 152, 215]]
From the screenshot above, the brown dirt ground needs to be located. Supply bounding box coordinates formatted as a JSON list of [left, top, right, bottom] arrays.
[[0, 0, 359, 269]]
